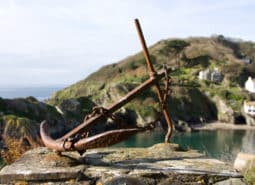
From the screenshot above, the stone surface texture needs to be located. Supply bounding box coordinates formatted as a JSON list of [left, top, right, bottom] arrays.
[[0, 143, 246, 185]]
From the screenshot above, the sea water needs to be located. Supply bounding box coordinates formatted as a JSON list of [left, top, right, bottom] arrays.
[[0, 86, 65, 101], [114, 129, 255, 162]]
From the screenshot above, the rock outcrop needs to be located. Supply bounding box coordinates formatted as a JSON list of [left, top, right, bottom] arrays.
[[0, 143, 246, 184], [213, 96, 235, 123], [243, 114, 255, 126], [0, 97, 66, 163]]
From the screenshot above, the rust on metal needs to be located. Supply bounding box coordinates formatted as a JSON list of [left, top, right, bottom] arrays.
[[134, 19, 173, 142], [40, 18, 174, 154]]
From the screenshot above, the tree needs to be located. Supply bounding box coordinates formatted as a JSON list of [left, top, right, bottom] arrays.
[[160, 40, 190, 68]]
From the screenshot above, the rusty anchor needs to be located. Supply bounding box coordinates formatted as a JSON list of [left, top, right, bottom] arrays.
[[40, 19, 173, 154]]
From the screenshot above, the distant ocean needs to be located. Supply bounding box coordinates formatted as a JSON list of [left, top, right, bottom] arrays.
[[0, 85, 66, 101]]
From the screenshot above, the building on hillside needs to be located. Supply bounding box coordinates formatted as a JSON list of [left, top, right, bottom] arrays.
[[243, 101, 255, 116], [198, 69, 211, 80], [241, 57, 252, 65], [245, 77, 255, 93], [198, 68, 223, 83], [210, 70, 223, 83], [241, 56, 252, 65]]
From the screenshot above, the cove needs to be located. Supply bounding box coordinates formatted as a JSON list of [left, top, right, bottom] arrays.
[[113, 129, 255, 162]]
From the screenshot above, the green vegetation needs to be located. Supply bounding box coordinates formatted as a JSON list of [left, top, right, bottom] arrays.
[[47, 36, 255, 124], [165, 39, 190, 53], [245, 168, 255, 185], [0, 97, 61, 123], [127, 103, 157, 118], [2, 115, 38, 138], [243, 160, 255, 185], [0, 97, 65, 164], [217, 35, 244, 58], [184, 55, 210, 67], [63, 97, 96, 122], [159, 39, 190, 56], [78, 97, 95, 114], [0, 157, 5, 169]]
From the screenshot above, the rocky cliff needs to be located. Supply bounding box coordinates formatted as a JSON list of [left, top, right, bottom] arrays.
[[0, 97, 67, 164]]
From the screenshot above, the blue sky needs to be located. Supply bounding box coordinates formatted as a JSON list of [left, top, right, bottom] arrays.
[[0, 0, 255, 87]]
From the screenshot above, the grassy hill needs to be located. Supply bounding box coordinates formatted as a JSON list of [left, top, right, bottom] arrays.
[[48, 35, 255, 126]]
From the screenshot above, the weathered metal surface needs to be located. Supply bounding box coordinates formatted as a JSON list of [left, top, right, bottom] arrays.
[[41, 121, 154, 152], [134, 19, 173, 142], [40, 19, 174, 153]]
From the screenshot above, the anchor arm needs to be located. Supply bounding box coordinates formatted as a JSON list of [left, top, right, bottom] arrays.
[[41, 121, 156, 152]]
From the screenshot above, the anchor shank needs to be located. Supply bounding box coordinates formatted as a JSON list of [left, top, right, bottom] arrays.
[[134, 19, 156, 76], [135, 18, 173, 142]]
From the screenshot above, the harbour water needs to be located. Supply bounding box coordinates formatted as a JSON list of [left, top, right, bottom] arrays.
[[114, 129, 255, 162]]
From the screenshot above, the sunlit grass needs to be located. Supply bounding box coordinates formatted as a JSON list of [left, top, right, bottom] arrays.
[[243, 160, 255, 185]]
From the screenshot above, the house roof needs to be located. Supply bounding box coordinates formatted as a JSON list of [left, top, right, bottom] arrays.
[[247, 77, 255, 83]]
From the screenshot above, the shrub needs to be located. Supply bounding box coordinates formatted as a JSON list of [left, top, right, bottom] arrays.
[[0, 157, 5, 169], [243, 160, 255, 185], [127, 62, 138, 70], [1, 136, 37, 164], [166, 40, 190, 53]]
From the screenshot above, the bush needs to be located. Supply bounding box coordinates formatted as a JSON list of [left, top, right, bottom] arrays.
[[227, 92, 243, 101], [127, 62, 138, 70], [1, 136, 37, 164], [244, 160, 255, 185], [222, 63, 243, 76], [166, 40, 190, 53], [219, 89, 243, 101], [183, 55, 211, 67], [219, 90, 230, 99], [0, 157, 5, 169]]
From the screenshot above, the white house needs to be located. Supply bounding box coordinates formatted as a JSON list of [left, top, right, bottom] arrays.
[[242, 58, 251, 64], [198, 68, 223, 83], [198, 69, 211, 80], [244, 101, 255, 116], [245, 77, 255, 93]]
